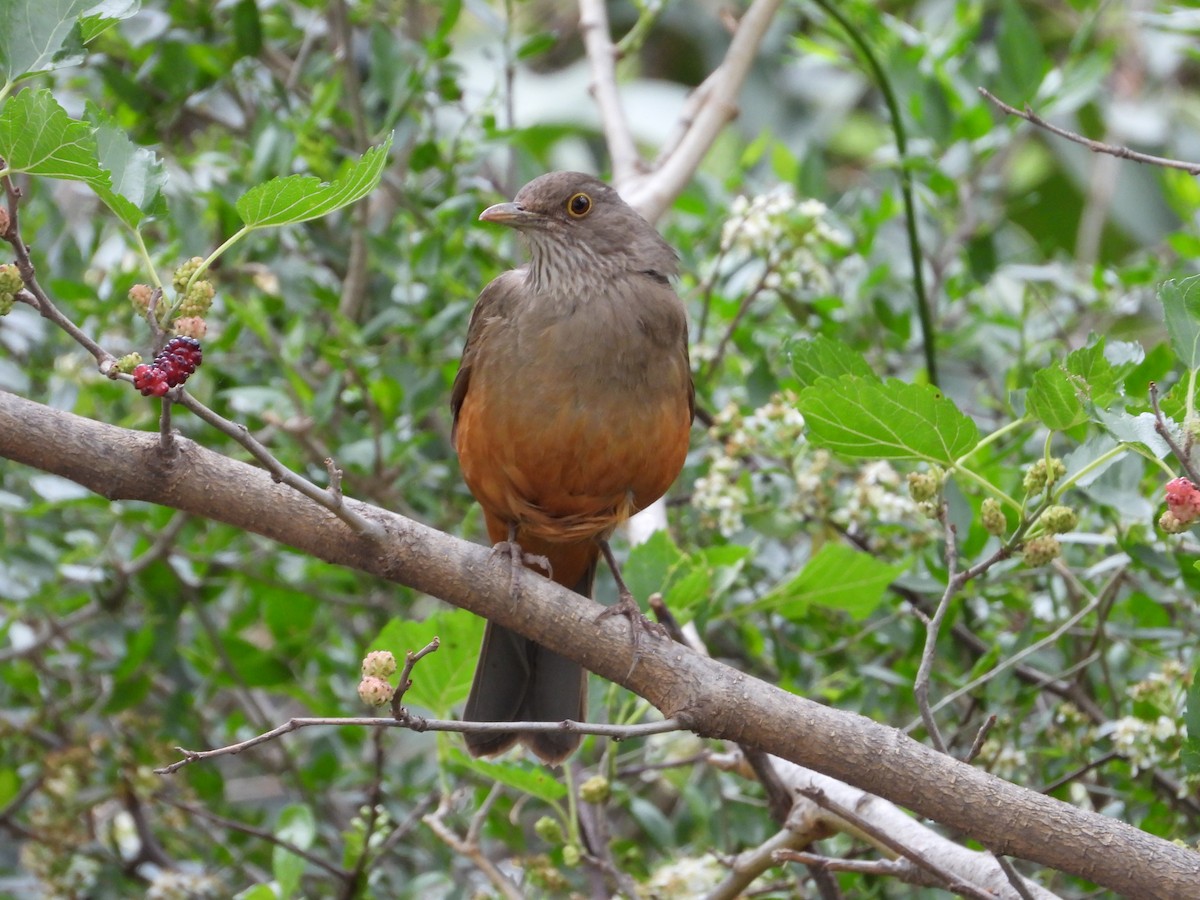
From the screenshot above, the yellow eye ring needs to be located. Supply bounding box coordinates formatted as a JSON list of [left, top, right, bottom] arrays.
[[567, 192, 592, 217]]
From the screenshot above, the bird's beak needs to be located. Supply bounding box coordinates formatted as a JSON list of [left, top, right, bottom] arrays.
[[479, 202, 538, 227]]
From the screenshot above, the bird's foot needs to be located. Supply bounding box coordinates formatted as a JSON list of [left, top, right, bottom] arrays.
[[595, 589, 666, 648], [491, 539, 552, 598]]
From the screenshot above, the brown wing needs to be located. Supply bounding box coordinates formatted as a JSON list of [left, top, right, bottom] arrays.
[[450, 269, 525, 444]]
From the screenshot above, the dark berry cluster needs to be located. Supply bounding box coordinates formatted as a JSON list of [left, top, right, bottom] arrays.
[[132, 336, 203, 396]]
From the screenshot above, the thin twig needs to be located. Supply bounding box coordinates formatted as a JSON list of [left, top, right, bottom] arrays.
[[964, 714, 997, 765], [991, 853, 1037, 900], [425, 790, 523, 900], [162, 797, 351, 880], [158, 396, 174, 453], [625, 0, 783, 221], [814, 0, 938, 385], [1150, 382, 1199, 483], [2, 177, 117, 371], [174, 390, 384, 539], [794, 787, 997, 900], [154, 715, 686, 775], [979, 87, 1200, 175], [389, 637, 441, 718]]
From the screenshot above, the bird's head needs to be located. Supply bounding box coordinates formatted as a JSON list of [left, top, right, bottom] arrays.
[[479, 171, 678, 290]]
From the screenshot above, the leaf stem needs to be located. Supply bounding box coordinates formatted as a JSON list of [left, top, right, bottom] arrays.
[[955, 416, 1031, 465], [812, 0, 938, 386]]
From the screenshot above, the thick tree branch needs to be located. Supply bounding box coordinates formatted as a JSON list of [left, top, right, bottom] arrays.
[[0, 389, 1196, 898]]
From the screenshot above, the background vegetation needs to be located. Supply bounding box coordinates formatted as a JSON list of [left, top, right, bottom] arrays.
[[2, 0, 1200, 896]]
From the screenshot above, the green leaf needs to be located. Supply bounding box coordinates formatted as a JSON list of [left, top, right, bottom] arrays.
[[273, 804, 315, 899], [996, 0, 1046, 100], [788, 336, 877, 388], [0, 0, 138, 83], [452, 750, 568, 803], [1161, 276, 1200, 370], [797, 377, 979, 463], [369, 610, 476, 716], [1183, 669, 1200, 774], [232, 0, 263, 59], [87, 101, 166, 228], [78, 0, 140, 43], [235, 135, 393, 229], [1027, 365, 1086, 430], [0, 89, 108, 186], [748, 544, 906, 621]]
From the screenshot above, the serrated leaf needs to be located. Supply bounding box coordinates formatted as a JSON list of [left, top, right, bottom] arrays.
[[797, 377, 979, 463], [87, 101, 166, 228], [236, 135, 393, 229], [0, 0, 137, 83], [368, 610, 475, 716], [748, 543, 905, 621], [1028, 365, 1086, 430], [1065, 340, 1120, 408], [0, 89, 107, 186], [1161, 276, 1200, 370], [788, 335, 877, 388]]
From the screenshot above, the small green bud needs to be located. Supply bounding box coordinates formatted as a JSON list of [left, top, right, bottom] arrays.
[[1039, 505, 1078, 535], [534, 816, 565, 845], [0, 291, 13, 316], [1023, 458, 1066, 494], [981, 498, 1006, 536], [562, 844, 582, 867], [907, 471, 939, 502], [172, 257, 204, 292], [180, 278, 215, 316], [0, 263, 23, 294], [579, 775, 610, 804], [114, 353, 143, 374], [1022, 536, 1061, 567]]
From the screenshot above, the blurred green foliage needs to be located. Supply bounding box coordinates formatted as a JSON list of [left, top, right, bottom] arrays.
[[2, 0, 1200, 896]]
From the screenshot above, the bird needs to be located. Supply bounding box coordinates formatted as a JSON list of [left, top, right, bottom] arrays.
[[451, 171, 694, 764]]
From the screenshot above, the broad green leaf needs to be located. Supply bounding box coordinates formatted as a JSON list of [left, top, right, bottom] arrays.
[[0, 0, 137, 83], [748, 543, 906, 621], [1027, 365, 1086, 430], [273, 804, 315, 899], [997, 0, 1046, 100], [1161, 276, 1200, 369], [623, 529, 687, 603], [1094, 409, 1170, 459], [87, 101, 166, 228], [788, 335, 877, 388], [0, 89, 107, 186], [369, 610, 476, 716], [452, 750, 568, 803], [797, 377, 979, 463], [236, 135, 393, 229]]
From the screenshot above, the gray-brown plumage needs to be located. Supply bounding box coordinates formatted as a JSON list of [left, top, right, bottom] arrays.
[[453, 171, 693, 764]]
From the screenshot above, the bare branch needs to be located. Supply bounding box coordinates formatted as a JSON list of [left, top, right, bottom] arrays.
[[979, 88, 1200, 175], [578, 0, 642, 184], [795, 786, 999, 900], [1, 390, 1195, 898], [625, 0, 784, 221]]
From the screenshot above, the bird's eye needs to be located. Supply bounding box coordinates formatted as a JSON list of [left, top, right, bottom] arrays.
[[567, 192, 592, 218]]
